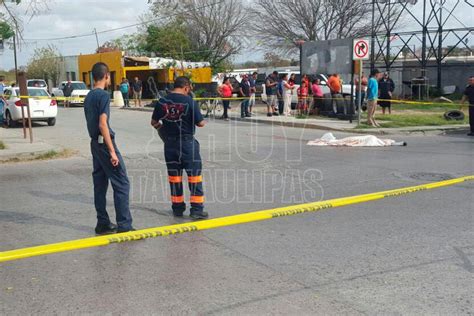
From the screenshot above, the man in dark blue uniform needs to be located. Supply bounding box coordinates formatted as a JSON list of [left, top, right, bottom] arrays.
[[151, 76, 208, 219], [84, 62, 135, 234], [461, 76, 474, 136]]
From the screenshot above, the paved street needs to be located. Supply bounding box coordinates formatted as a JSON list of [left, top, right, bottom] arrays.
[[1, 107, 473, 314]]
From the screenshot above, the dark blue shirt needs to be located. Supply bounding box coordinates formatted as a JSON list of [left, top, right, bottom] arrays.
[[249, 77, 256, 88], [240, 80, 251, 97], [266, 75, 277, 95], [278, 80, 284, 95], [464, 85, 474, 105], [152, 92, 203, 138], [84, 89, 114, 140]]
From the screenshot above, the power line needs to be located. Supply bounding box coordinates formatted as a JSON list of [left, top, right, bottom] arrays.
[[23, 0, 225, 42]]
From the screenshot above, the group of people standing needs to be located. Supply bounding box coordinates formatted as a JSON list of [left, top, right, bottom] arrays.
[[363, 69, 396, 127], [217, 69, 398, 123], [217, 72, 258, 120], [218, 71, 324, 120], [119, 77, 143, 108], [268, 72, 323, 117]]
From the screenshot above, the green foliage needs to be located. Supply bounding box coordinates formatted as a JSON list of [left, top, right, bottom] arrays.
[[142, 19, 192, 60], [26, 45, 62, 86], [211, 59, 234, 75], [109, 34, 146, 55], [193, 88, 207, 98], [0, 21, 14, 40]]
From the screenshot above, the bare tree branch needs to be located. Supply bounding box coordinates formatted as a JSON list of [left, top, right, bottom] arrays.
[[148, 0, 249, 67], [251, 0, 398, 56]]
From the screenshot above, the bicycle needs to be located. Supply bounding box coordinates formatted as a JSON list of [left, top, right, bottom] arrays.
[[199, 94, 224, 118]]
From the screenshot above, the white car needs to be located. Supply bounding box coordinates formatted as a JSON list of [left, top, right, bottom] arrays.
[[2, 87, 58, 127], [27, 79, 48, 90], [51, 81, 90, 105]]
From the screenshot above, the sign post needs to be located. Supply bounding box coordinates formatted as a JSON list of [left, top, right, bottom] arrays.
[[353, 38, 370, 125]]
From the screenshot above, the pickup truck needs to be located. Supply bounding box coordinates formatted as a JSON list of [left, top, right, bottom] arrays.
[[51, 81, 90, 105]]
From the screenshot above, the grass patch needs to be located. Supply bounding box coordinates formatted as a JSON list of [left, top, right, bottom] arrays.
[[295, 114, 310, 119], [1, 149, 76, 164], [357, 113, 468, 129], [0, 141, 5, 150], [391, 102, 462, 112]]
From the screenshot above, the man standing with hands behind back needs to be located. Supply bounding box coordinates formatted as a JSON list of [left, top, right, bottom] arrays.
[[151, 76, 208, 219], [84, 62, 135, 235], [132, 76, 143, 108]]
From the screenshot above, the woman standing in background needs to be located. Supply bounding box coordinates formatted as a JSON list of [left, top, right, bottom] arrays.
[[218, 77, 233, 121]]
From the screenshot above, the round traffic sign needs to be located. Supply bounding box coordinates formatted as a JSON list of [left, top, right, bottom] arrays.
[[354, 40, 369, 59]]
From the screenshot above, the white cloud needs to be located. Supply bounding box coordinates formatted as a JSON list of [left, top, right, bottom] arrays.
[[0, 0, 472, 70], [1, 0, 149, 69]]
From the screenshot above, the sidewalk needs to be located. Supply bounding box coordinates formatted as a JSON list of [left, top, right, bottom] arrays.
[[123, 105, 469, 135], [0, 128, 62, 162], [229, 112, 469, 135]]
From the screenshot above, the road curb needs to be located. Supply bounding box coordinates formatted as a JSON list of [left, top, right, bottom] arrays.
[[229, 116, 345, 132], [119, 107, 469, 135], [0, 145, 64, 163]]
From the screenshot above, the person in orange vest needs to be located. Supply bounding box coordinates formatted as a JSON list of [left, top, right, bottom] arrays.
[[327, 74, 342, 95]]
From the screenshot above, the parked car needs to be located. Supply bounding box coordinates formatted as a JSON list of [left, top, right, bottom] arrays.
[[51, 81, 90, 105], [27, 79, 48, 89], [2, 87, 57, 127]]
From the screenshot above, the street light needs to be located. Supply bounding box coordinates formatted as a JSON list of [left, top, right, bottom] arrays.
[[295, 39, 305, 86]]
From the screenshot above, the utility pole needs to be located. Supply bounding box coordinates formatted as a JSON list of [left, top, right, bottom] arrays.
[[386, 0, 391, 72], [94, 28, 100, 52], [437, 0, 443, 91], [370, 0, 376, 73], [421, 0, 427, 78]]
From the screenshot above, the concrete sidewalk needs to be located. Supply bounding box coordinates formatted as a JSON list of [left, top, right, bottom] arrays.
[[0, 128, 62, 162], [229, 112, 469, 135], [122, 106, 469, 135]]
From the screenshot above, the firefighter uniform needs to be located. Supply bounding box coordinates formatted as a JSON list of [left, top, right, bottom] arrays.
[[152, 92, 206, 217], [84, 88, 133, 233]]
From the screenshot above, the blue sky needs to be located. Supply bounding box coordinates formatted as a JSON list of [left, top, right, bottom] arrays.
[[0, 0, 472, 70]]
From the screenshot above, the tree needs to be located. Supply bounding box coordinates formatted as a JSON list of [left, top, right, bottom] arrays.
[[264, 52, 292, 67], [0, 19, 13, 39], [109, 34, 146, 56], [142, 18, 193, 60], [251, 0, 382, 55], [26, 45, 61, 86], [148, 0, 249, 70], [1, 0, 49, 30], [96, 41, 121, 53]]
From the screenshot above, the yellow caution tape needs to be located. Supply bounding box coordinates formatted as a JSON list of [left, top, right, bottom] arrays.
[[1, 175, 472, 263], [2, 94, 468, 107]]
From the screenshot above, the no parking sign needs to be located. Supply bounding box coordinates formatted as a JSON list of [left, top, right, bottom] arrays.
[[353, 39, 370, 60]]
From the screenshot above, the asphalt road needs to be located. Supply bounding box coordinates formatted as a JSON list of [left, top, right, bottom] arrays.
[[1, 107, 473, 315]]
